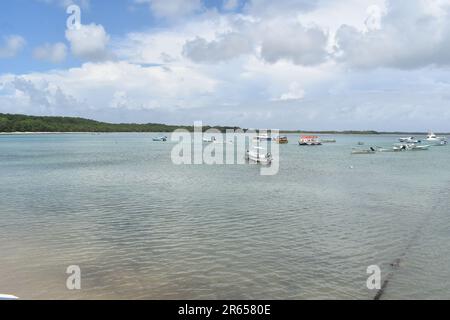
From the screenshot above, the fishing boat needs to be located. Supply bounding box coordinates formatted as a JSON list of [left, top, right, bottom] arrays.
[[274, 136, 289, 144], [0, 294, 19, 300], [392, 143, 430, 151], [399, 136, 421, 143], [351, 147, 376, 155], [153, 136, 168, 142], [245, 146, 272, 165], [392, 144, 409, 151], [425, 132, 447, 146], [299, 135, 322, 146]]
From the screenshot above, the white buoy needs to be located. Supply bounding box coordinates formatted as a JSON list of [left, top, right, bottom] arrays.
[[0, 294, 19, 300]]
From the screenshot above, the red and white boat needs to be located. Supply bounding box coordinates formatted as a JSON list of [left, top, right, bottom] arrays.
[[299, 135, 322, 146]]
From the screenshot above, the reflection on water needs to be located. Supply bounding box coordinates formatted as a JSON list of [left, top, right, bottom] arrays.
[[0, 133, 449, 299]]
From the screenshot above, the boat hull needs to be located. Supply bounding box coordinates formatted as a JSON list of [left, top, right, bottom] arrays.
[[299, 142, 322, 146]]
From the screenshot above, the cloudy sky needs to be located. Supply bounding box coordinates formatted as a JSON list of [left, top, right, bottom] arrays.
[[1, 0, 450, 131]]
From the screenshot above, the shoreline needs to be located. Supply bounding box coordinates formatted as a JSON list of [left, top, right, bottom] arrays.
[[1, 131, 449, 136]]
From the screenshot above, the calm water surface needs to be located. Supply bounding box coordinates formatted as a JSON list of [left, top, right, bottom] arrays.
[[0, 133, 449, 299]]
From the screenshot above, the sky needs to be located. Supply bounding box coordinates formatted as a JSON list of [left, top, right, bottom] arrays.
[[1, 0, 450, 131]]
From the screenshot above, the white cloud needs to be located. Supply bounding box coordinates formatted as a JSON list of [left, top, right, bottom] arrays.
[[113, 16, 233, 65], [33, 43, 68, 63], [0, 35, 26, 59], [65, 23, 110, 61], [277, 82, 305, 101], [259, 21, 329, 66], [244, 0, 318, 17], [135, 0, 203, 19], [0, 61, 217, 116], [183, 32, 254, 63], [0, 76, 81, 116], [335, 0, 450, 69]]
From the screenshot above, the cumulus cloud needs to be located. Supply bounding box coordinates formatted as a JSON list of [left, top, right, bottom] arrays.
[[33, 43, 68, 63], [277, 82, 305, 101], [65, 23, 110, 61], [260, 22, 329, 66], [0, 35, 26, 58], [335, 0, 450, 69], [0, 61, 217, 117], [183, 32, 254, 63], [180, 14, 330, 66], [135, 0, 203, 19], [0, 76, 82, 116]]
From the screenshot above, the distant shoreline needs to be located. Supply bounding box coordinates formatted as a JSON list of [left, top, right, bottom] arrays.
[[1, 113, 448, 135], [1, 131, 448, 136]]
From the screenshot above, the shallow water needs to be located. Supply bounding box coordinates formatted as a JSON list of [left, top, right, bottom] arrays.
[[0, 133, 449, 300]]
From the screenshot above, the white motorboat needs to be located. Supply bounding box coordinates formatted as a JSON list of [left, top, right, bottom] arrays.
[[399, 136, 421, 143], [0, 294, 19, 300], [392, 143, 430, 151], [245, 146, 272, 165], [153, 135, 168, 142], [425, 132, 447, 146], [392, 144, 408, 151]]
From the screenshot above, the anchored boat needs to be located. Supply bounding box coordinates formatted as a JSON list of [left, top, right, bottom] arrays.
[[274, 136, 289, 144], [299, 135, 322, 146], [399, 136, 421, 143], [153, 136, 168, 142], [245, 146, 272, 165], [425, 132, 447, 146]]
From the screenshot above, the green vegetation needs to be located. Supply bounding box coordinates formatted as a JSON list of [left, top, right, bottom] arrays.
[[0, 113, 447, 135], [0, 113, 240, 133]]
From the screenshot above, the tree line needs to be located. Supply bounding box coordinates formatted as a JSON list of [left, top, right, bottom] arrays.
[[0, 113, 240, 133]]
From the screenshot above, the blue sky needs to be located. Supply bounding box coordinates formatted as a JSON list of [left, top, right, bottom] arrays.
[[1, 0, 450, 131]]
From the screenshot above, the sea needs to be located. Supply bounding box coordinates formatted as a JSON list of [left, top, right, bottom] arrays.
[[0, 133, 449, 299]]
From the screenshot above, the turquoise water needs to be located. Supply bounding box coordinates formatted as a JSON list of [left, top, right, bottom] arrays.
[[0, 133, 449, 300]]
